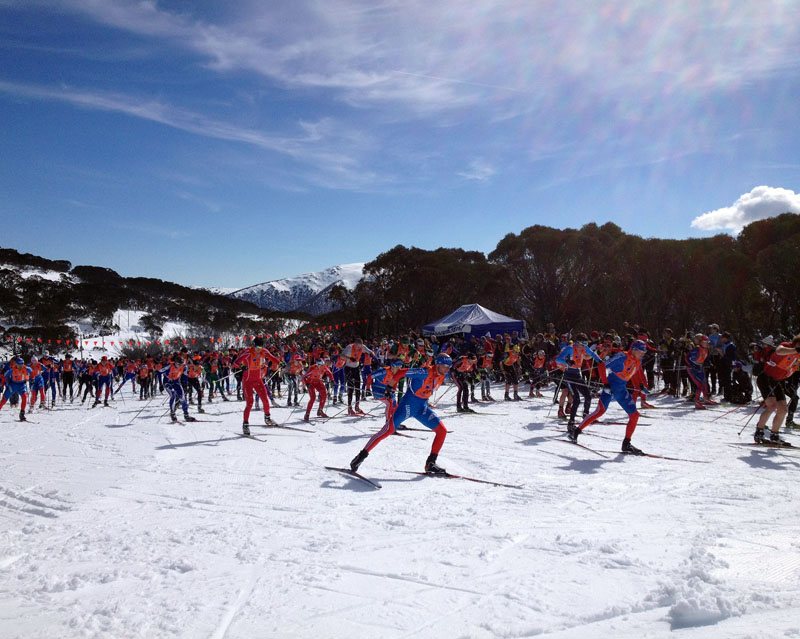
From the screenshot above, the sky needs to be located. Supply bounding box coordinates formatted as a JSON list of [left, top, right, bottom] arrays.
[[1, 0, 799, 288]]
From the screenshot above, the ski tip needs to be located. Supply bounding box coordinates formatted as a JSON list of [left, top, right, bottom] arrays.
[[324, 466, 382, 489]]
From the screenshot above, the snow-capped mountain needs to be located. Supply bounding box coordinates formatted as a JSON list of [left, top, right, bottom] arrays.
[[229, 263, 365, 315]]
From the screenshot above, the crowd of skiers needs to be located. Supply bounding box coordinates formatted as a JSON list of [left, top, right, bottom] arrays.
[[2, 322, 799, 467]]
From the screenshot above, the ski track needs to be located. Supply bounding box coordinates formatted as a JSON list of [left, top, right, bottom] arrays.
[[1, 390, 799, 638]]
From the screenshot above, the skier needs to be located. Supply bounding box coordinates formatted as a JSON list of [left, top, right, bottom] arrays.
[[452, 353, 476, 412], [568, 339, 649, 455], [556, 334, 602, 427], [92, 356, 114, 408], [753, 334, 800, 444], [158, 353, 197, 423], [28, 356, 46, 412], [341, 338, 375, 416], [685, 334, 716, 409], [370, 360, 408, 426], [0, 357, 31, 421], [185, 356, 205, 413], [61, 353, 75, 402], [233, 337, 280, 435], [349, 353, 453, 475], [302, 358, 334, 421]]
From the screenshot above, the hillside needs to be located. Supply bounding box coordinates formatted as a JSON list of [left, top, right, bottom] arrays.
[[230, 263, 365, 315], [0, 248, 297, 348]]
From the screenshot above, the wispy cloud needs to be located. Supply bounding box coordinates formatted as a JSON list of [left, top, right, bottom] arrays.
[[50, 0, 800, 115], [691, 186, 800, 234], [458, 159, 496, 182], [0, 80, 383, 191]]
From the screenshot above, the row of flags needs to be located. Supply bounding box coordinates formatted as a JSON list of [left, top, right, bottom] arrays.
[[2, 319, 369, 348]]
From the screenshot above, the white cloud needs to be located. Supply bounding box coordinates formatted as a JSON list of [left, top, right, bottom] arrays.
[[458, 159, 496, 182], [691, 186, 800, 234]]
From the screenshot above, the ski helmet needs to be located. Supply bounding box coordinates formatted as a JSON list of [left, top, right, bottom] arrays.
[[434, 353, 452, 367], [631, 340, 647, 352]]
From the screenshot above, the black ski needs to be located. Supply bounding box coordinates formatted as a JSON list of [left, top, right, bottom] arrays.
[[552, 437, 610, 459], [729, 441, 795, 450], [325, 466, 382, 489], [551, 427, 617, 441], [395, 469, 523, 489], [233, 431, 268, 442], [261, 424, 314, 433], [595, 448, 710, 463]]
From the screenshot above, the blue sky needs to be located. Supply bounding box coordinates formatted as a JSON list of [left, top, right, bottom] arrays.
[[1, 0, 799, 288]]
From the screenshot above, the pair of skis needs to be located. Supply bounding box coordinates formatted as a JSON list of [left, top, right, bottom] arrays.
[[324, 467, 523, 490], [552, 437, 709, 463], [235, 422, 315, 441]]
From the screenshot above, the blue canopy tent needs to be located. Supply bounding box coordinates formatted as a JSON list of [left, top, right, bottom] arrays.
[[422, 304, 525, 339]]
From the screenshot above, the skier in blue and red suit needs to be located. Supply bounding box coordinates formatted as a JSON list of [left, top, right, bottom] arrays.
[[369, 360, 409, 427], [686, 333, 716, 410], [349, 354, 453, 474], [0, 357, 32, 421], [555, 333, 603, 427], [568, 340, 649, 455], [92, 356, 114, 408], [28, 356, 46, 412]]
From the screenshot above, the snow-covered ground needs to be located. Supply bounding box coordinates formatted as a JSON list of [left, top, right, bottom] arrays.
[[1, 385, 799, 638]]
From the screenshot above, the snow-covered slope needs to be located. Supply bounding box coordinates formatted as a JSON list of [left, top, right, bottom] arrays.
[[1, 387, 799, 638], [230, 263, 365, 315]]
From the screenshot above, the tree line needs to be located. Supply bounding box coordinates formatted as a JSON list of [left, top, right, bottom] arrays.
[[326, 214, 800, 344]]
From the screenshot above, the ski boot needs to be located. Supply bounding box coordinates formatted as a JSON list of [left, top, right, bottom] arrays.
[[622, 438, 645, 455], [170, 412, 179, 423], [242, 422, 250, 436], [347, 406, 357, 417], [567, 422, 580, 443], [456, 404, 465, 413], [92, 399, 101, 408], [103, 399, 109, 407], [504, 393, 511, 401], [317, 410, 329, 418], [425, 453, 447, 475], [303, 413, 311, 422], [770, 431, 791, 447], [183, 413, 197, 422], [754, 427, 765, 444], [293, 400, 299, 407], [557, 407, 566, 419], [19, 410, 26, 422], [513, 392, 522, 401], [264, 414, 274, 426], [694, 400, 706, 410], [197, 406, 205, 414], [350, 449, 368, 472], [785, 419, 798, 429], [354, 403, 365, 415], [640, 400, 654, 409]]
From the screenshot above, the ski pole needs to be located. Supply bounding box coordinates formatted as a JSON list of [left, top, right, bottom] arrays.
[[739, 397, 768, 436]]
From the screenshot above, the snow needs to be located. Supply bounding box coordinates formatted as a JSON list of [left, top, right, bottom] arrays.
[[1, 388, 799, 638], [229, 263, 366, 314], [0, 264, 70, 282]]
